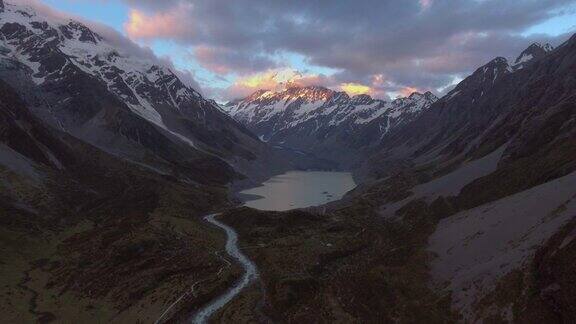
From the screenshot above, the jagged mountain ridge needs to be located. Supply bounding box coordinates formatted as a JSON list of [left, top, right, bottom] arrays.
[[0, 0, 277, 182], [359, 35, 576, 321], [225, 85, 437, 167], [369, 39, 566, 174], [513, 42, 554, 69]]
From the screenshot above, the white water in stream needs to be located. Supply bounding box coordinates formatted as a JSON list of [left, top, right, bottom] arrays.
[[191, 214, 258, 324]]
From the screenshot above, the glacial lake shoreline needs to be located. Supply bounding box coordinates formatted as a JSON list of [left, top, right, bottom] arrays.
[[237, 170, 357, 211]]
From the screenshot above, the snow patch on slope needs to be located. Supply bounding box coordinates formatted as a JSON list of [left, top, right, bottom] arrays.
[[0, 1, 212, 150], [228, 87, 437, 141]]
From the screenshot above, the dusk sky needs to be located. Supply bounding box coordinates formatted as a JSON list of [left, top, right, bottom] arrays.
[[30, 0, 576, 100]]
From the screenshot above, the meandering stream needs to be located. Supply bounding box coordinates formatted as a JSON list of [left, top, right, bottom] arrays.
[[191, 214, 258, 324], [191, 171, 356, 322]]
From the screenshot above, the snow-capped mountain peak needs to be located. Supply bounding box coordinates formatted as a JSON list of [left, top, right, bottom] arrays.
[[225, 85, 437, 165], [351, 94, 373, 105], [513, 42, 554, 68], [0, 0, 266, 176], [0, 1, 206, 129]]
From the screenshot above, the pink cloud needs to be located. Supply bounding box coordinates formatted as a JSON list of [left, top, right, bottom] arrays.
[[194, 46, 233, 74], [399, 86, 421, 97], [218, 68, 334, 100], [125, 5, 192, 40], [193, 45, 278, 75], [419, 0, 433, 10], [218, 68, 401, 101]]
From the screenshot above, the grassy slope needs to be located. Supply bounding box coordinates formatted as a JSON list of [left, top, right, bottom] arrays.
[[0, 135, 245, 323], [215, 193, 457, 323]]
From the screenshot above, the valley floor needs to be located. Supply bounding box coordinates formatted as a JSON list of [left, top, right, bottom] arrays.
[[194, 162, 576, 323], [0, 144, 244, 323]]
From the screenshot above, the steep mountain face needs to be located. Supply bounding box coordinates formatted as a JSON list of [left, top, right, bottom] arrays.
[[226, 86, 437, 167], [360, 36, 576, 321], [0, 78, 74, 173], [0, 1, 277, 183], [0, 78, 242, 322], [367, 38, 572, 180], [513, 42, 554, 69]]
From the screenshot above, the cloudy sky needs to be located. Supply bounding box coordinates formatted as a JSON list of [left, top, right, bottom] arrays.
[[36, 0, 576, 100]]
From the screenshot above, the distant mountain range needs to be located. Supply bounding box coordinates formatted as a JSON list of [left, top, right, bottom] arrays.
[[225, 86, 437, 167], [224, 42, 556, 169]]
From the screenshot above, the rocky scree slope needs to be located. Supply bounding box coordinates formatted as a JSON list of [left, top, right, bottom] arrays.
[[360, 38, 576, 322]]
